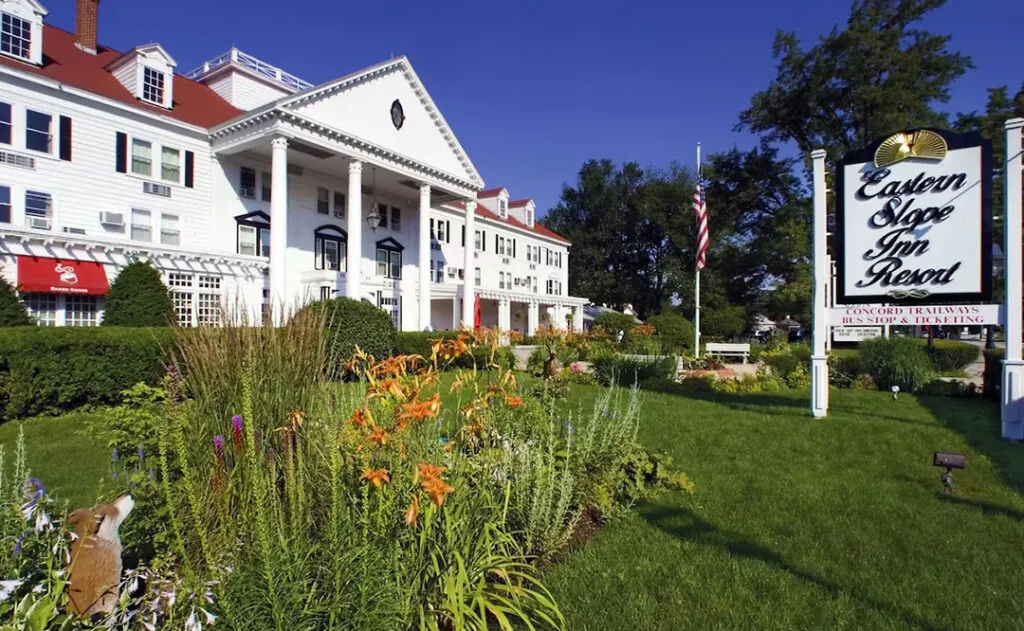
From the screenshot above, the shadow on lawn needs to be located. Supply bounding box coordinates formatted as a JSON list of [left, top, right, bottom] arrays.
[[639, 503, 958, 631], [937, 493, 1024, 521], [642, 385, 807, 412], [918, 395, 1024, 495]]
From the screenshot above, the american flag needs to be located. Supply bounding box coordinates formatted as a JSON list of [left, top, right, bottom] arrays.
[[692, 179, 709, 271]]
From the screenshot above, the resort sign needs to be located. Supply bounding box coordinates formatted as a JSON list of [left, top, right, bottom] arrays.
[[834, 129, 993, 304]]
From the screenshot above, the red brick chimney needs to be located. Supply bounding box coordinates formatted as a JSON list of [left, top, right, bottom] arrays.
[[75, 0, 99, 54]]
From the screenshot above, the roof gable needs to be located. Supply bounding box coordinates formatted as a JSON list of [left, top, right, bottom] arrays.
[[280, 57, 483, 187], [106, 42, 177, 71], [1, 0, 48, 17]]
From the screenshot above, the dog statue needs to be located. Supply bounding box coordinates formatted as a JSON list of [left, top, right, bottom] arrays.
[[543, 351, 561, 380], [65, 495, 134, 618]]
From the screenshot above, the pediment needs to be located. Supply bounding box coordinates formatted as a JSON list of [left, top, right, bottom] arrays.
[[282, 57, 482, 187], [0, 0, 48, 19]]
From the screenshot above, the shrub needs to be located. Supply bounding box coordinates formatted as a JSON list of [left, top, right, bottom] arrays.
[[926, 339, 981, 372], [394, 330, 461, 357], [762, 342, 811, 388], [920, 379, 980, 398], [982, 348, 1016, 401], [102, 260, 175, 327], [647, 312, 695, 353], [0, 276, 28, 327], [0, 326, 173, 419], [850, 374, 878, 391], [297, 297, 396, 371], [593, 354, 677, 387], [623, 333, 661, 355], [592, 312, 635, 337], [858, 337, 934, 392]]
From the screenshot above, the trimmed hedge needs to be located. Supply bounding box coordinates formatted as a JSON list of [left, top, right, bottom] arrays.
[[297, 298, 396, 370], [102, 260, 175, 327], [592, 312, 635, 335], [0, 326, 174, 420], [0, 276, 29, 327], [858, 337, 934, 392], [593, 353, 678, 388], [926, 339, 981, 372], [647, 313, 695, 353]]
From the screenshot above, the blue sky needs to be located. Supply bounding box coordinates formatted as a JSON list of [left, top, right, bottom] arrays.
[[49, 0, 1024, 215]]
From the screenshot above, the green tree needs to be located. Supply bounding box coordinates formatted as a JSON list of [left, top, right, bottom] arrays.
[[102, 261, 174, 327], [738, 0, 972, 164], [0, 276, 29, 326]]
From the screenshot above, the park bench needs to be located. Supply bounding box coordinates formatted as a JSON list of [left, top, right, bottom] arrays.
[[705, 342, 751, 364]]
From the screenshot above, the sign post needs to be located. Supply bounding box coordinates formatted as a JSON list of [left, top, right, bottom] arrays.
[[811, 149, 829, 417], [1001, 118, 1023, 441], [812, 127, 1009, 424]]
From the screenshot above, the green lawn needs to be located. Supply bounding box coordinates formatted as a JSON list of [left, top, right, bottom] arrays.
[[3, 387, 1023, 630], [546, 388, 1024, 630], [0, 411, 110, 510]]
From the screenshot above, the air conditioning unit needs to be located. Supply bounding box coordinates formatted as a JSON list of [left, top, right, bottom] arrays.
[[0, 150, 35, 170], [529, 263, 537, 270], [144, 182, 172, 197], [447, 267, 456, 277], [240, 186, 256, 199], [502, 257, 510, 265], [27, 216, 51, 230], [62, 226, 86, 235], [99, 211, 124, 227]]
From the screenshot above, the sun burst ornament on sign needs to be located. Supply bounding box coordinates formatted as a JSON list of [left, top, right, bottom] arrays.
[[874, 130, 948, 168]]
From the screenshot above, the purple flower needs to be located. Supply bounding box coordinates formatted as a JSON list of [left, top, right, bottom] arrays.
[[231, 416, 243, 449], [112, 448, 120, 462], [138, 445, 145, 461], [213, 435, 225, 461]]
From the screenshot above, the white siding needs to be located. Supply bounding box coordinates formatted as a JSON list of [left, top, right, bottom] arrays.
[[199, 70, 290, 112], [111, 61, 138, 97], [0, 78, 213, 251], [294, 67, 473, 182]]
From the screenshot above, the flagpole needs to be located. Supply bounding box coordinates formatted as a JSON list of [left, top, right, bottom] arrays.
[[694, 142, 702, 358]]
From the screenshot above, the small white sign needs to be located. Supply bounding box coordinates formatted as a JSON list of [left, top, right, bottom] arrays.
[[829, 304, 1002, 326], [832, 326, 882, 342]]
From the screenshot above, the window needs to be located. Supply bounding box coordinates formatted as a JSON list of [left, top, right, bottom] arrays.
[[532, 277, 538, 293], [389, 206, 401, 231], [261, 172, 272, 202], [474, 230, 482, 251], [499, 271, 506, 289], [474, 267, 481, 286], [130, 209, 152, 241], [1, 13, 31, 61], [376, 248, 402, 279], [437, 220, 447, 243], [24, 294, 57, 326], [66, 295, 99, 327], [236, 213, 271, 257], [319, 286, 333, 301], [498, 236, 506, 256], [160, 213, 180, 246], [526, 207, 534, 227], [431, 260, 444, 283], [333, 191, 345, 219], [196, 276, 222, 327], [142, 67, 166, 105], [378, 293, 401, 330], [0, 185, 9, 223], [546, 279, 563, 295], [317, 187, 329, 215], [499, 198, 508, 218], [131, 139, 152, 176], [0, 102, 10, 145], [239, 167, 256, 199], [161, 147, 180, 182], [314, 226, 347, 271], [24, 190, 50, 227], [168, 273, 194, 327], [25, 110, 51, 154]]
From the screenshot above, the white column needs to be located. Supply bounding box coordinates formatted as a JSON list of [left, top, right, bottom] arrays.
[[269, 137, 289, 324], [498, 297, 510, 331], [345, 161, 363, 301], [1002, 118, 1024, 440], [452, 297, 460, 330], [461, 200, 476, 329], [527, 301, 539, 335], [810, 148, 829, 418], [572, 305, 583, 332], [418, 184, 432, 331]]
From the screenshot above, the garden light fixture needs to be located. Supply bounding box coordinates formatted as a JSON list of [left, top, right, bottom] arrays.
[[933, 451, 965, 494], [891, 385, 900, 400]]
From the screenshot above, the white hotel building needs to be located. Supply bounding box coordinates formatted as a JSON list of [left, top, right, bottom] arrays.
[[0, 0, 586, 332]]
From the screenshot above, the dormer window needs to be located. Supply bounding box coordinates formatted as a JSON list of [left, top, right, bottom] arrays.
[[498, 198, 508, 219], [526, 207, 535, 227], [142, 67, 166, 105], [0, 13, 31, 61]]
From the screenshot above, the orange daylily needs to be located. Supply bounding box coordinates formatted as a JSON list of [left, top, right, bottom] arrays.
[[504, 395, 524, 408], [287, 410, 305, 430], [360, 467, 391, 487], [404, 495, 420, 526], [415, 462, 447, 483], [367, 425, 389, 447], [398, 393, 441, 424], [464, 423, 483, 437], [421, 475, 455, 507], [348, 407, 373, 427]]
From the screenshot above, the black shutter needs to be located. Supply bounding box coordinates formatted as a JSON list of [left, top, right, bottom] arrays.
[[494, 234, 498, 252], [482, 231, 486, 252], [430, 218, 435, 238], [446, 221, 451, 243], [461, 225, 465, 246], [58, 116, 72, 161], [184, 151, 195, 188], [115, 132, 127, 173], [513, 239, 516, 258]]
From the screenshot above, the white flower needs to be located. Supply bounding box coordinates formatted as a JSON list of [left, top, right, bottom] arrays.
[[184, 609, 201, 631], [31, 583, 44, 594], [20, 501, 36, 521], [0, 579, 24, 602], [201, 608, 217, 625], [35, 510, 51, 533], [164, 590, 177, 609]]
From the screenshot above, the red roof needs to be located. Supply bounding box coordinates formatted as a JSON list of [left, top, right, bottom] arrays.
[[451, 201, 569, 244], [508, 199, 532, 208], [477, 187, 506, 198], [0, 25, 242, 128]]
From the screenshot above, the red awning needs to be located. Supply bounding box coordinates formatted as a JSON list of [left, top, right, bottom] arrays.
[[473, 294, 482, 332], [17, 256, 109, 295]]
